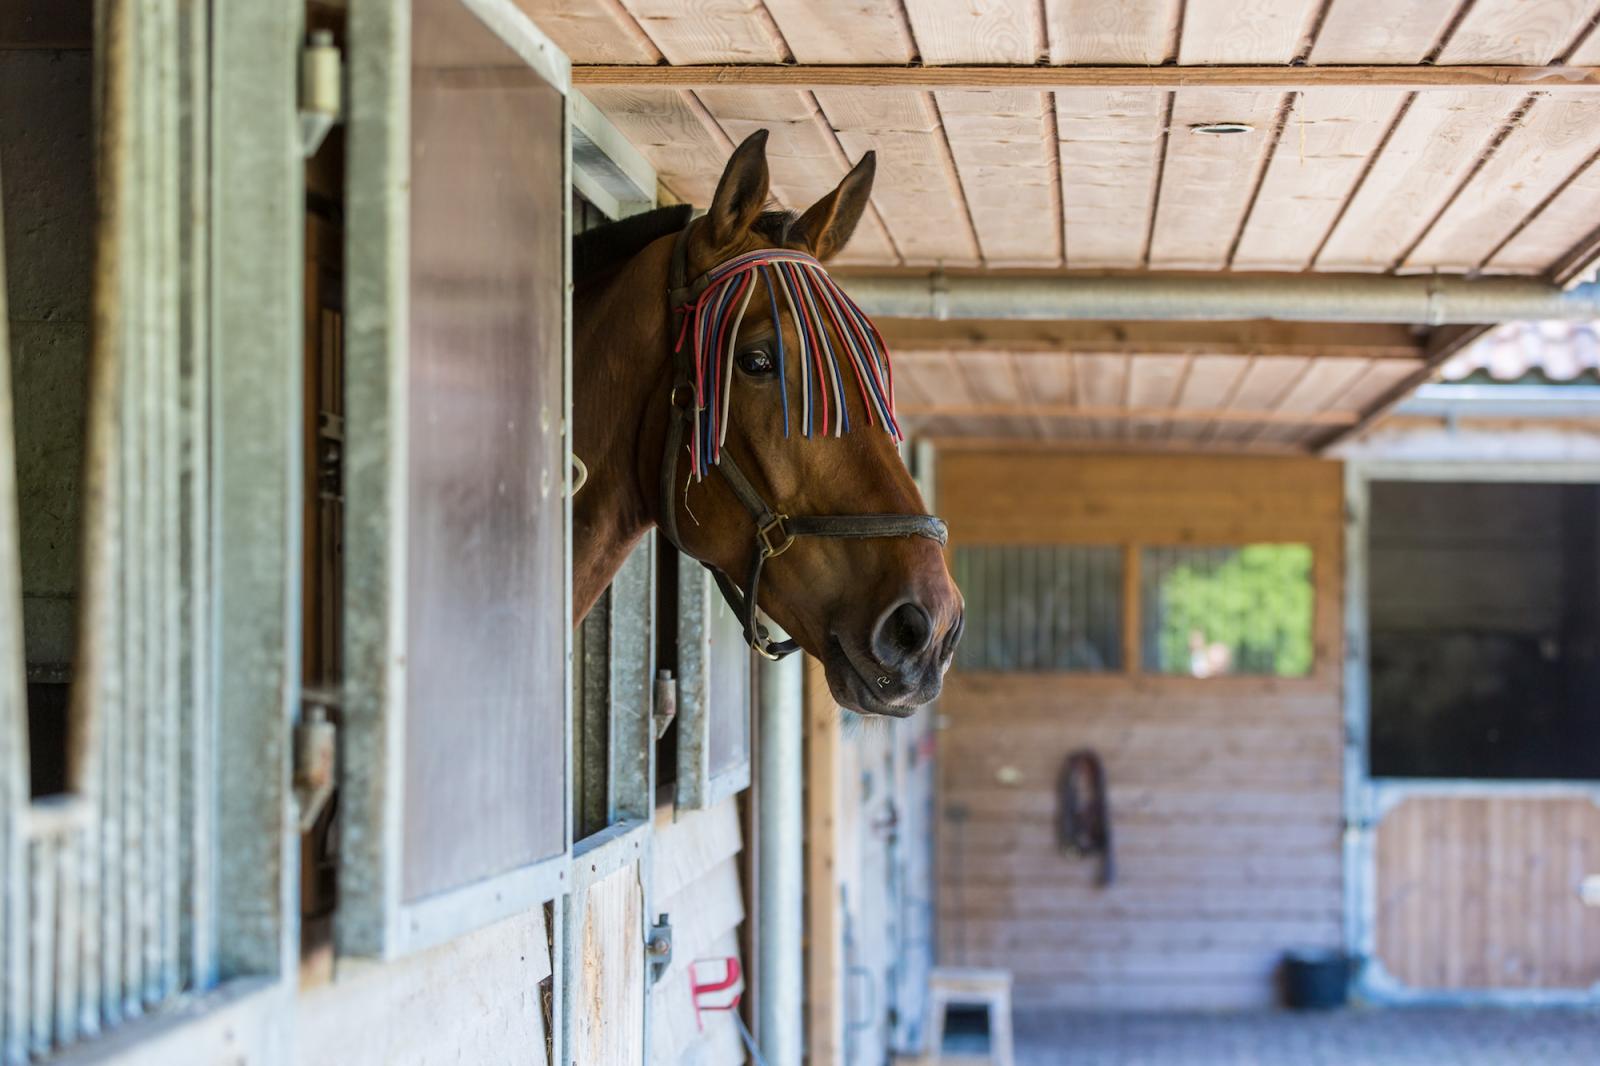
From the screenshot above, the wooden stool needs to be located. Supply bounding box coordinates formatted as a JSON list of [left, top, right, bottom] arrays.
[[921, 967, 1014, 1066]]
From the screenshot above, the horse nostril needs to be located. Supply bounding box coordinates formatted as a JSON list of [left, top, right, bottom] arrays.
[[874, 601, 934, 664]]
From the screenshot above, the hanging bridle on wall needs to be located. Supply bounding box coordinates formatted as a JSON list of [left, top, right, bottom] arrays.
[[657, 216, 947, 660]]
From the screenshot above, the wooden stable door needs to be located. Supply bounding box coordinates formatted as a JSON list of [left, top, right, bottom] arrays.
[[1373, 792, 1600, 992]]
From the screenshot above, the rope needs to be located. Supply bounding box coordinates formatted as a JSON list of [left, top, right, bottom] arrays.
[[731, 1012, 769, 1066]]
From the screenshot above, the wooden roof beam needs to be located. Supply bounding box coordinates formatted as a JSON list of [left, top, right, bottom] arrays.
[[900, 402, 1359, 427], [572, 64, 1600, 93], [878, 319, 1427, 360]]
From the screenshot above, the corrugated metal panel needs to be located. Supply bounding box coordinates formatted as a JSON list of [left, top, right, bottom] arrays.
[[0, 0, 208, 1058], [951, 545, 1123, 672]]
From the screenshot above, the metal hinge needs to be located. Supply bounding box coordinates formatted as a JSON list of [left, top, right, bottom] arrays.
[[300, 30, 342, 158], [646, 914, 673, 984], [294, 694, 339, 833], [652, 670, 678, 740]]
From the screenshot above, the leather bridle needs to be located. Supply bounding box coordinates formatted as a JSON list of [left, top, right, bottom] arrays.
[[657, 216, 948, 660]]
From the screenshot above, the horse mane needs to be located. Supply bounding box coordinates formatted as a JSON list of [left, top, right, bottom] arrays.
[[573, 203, 799, 288]]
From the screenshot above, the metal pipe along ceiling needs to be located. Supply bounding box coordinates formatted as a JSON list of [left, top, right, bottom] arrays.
[[839, 274, 1600, 325]]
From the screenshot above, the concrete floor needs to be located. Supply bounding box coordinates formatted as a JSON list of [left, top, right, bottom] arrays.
[[1010, 1007, 1600, 1066]]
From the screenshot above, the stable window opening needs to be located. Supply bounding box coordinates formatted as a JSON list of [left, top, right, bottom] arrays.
[[1368, 480, 1600, 780]]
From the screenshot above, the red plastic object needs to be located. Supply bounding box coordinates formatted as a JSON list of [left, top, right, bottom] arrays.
[[689, 957, 742, 1031]]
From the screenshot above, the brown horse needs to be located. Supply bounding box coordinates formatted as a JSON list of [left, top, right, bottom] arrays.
[[571, 130, 962, 716]]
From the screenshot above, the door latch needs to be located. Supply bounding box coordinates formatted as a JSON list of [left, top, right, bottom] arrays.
[[294, 698, 338, 833], [646, 913, 673, 983], [300, 29, 342, 158]]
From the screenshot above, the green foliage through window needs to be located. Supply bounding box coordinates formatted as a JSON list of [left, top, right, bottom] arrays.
[[1140, 544, 1314, 678]]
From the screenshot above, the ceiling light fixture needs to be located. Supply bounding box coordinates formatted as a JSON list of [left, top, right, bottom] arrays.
[[1189, 122, 1254, 135]]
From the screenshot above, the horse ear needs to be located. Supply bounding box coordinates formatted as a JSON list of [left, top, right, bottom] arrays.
[[706, 129, 772, 247], [792, 151, 875, 261]]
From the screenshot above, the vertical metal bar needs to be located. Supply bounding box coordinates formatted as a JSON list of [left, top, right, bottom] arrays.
[[1122, 543, 1141, 675], [0, 124, 33, 1066], [154, 0, 182, 1004], [339, 0, 411, 959], [175, 0, 214, 995], [27, 838, 53, 1058], [210, 0, 303, 979], [757, 650, 803, 1066], [52, 827, 79, 1048]]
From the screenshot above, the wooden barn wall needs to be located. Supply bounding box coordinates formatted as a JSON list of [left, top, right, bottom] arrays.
[[298, 908, 552, 1066], [650, 799, 747, 1066], [936, 452, 1345, 1010], [1374, 793, 1600, 992]]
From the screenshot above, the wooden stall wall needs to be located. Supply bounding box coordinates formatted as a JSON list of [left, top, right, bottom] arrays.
[[936, 452, 1345, 1010], [650, 799, 747, 1066], [1374, 792, 1600, 992]]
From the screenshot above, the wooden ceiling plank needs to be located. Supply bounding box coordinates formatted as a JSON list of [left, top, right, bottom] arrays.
[[1011, 351, 1076, 404], [1231, 90, 1411, 271], [581, 87, 730, 204], [571, 65, 1600, 91], [1307, 0, 1465, 63], [1485, 153, 1600, 274], [759, 0, 915, 63], [1176, 0, 1324, 64], [938, 91, 1061, 266], [1147, 90, 1289, 270], [877, 319, 1426, 360], [1434, 0, 1600, 65], [899, 402, 1357, 426], [615, 0, 791, 63], [1264, 357, 1374, 414], [522, 0, 664, 63], [902, 351, 977, 408], [819, 91, 982, 264], [1402, 93, 1600, 272], [952, 351, 1026, 405], [902, 0, 1044, 66], [1057, 90, 1167, 267], [1223, 357, 1315, 412], [1043, 0, 1180, 64], [1314, 91, 1512, 271], [1125, 354, 1191, 408]]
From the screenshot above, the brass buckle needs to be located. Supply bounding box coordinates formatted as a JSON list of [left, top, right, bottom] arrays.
[[757, 514, 795, 559]]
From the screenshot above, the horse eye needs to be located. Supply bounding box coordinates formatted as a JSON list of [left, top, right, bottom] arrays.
[[736, 347, 777, 376]]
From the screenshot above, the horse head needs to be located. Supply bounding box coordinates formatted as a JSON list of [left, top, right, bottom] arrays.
[[574, 130, 963, 716]]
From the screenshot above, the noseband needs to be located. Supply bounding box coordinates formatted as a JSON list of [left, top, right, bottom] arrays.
[[658, 217, 948, 660]]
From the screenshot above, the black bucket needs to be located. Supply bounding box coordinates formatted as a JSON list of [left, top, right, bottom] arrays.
[[1281, 950, 1350, 1010]]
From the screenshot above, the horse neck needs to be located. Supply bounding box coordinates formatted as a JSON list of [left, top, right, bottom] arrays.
[[571, 240, 675, 621]]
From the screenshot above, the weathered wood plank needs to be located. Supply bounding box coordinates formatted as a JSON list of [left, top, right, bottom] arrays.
[[819, 91, 979, 264], [572, 65, 1600, 91], [1403, 93, 1600, 271], [1055, 89, 1166, 267], [1231, 90, 1410, 270], [1175, 0, 1322, 64], [1308, 0, 1462, 63], [1375, 795, 1600, 990], [876, 319, 1426, 359], [1147, 90, 1287, 270], [1044, 0, 1178, 64], [937, 90, 1060, 265], [1315, 91, 1511, 271]]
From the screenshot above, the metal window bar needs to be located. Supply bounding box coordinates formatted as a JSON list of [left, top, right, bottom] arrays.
[[0, 0, 209, 1059], [952, 546, 1123, 673]]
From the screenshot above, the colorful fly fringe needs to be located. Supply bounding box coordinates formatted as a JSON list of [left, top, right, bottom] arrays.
[[674, 248, 900, 480]]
